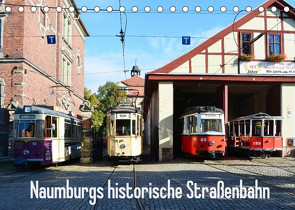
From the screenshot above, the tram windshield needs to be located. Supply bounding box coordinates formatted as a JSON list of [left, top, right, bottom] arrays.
[[19, 120, 35, 137], [116, 119, 131, 136], [252, 120, 262, 136], [200, 119, 223, 133], [14, 120, 45, 138]]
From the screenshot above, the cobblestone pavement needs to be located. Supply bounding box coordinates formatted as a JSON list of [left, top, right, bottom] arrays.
[[0, 157, 294, 209]]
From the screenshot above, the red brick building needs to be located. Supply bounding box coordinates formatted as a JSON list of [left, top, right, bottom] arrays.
[[0, 0, 89, 155]]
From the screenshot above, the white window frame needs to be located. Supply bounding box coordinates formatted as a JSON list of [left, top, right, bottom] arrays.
[[62, 56, 72, 86], [0, 78, 4, 108], [63, 13, 72, 46], [0, 18, 3, 58]]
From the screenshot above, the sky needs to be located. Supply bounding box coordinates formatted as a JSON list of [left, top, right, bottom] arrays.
[[74, 0, 294, 92]]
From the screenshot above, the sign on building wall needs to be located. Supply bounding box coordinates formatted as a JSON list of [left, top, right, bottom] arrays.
[[240, 61, 295, 75], [47, 35, 56, 44]]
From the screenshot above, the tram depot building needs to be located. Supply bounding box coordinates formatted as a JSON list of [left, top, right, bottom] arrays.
[[144, 0, 295, 161], [0, 0, 89, 156]]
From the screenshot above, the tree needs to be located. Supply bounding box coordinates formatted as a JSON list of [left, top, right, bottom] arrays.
[[84, 83, 126, 130], [84, 88, 100, 127], [96, 82, 126, 129], [84, 88, 99, 108]]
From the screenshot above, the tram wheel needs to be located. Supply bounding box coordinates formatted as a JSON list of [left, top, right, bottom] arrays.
[[261, 153, 266, 159]]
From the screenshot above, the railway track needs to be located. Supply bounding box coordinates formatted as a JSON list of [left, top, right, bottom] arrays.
[[133, 164, 144, 210], [92, 165, 117, 210], [93, 164, 144, 210]]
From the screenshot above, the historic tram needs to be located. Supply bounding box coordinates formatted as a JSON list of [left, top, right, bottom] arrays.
[[179, 106, 226, 158], [106, 91, 143, 162], [13, 105, 82, 166], [228, 113, 283, 158]]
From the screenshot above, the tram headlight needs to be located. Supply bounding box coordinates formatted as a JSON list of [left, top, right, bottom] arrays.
[[120, 144, 126, 149], [23, 150, 29, 155], [209, 141, 214, 146]]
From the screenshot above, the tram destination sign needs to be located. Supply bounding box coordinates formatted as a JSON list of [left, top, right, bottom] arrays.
[[239, 61, 295, 75]]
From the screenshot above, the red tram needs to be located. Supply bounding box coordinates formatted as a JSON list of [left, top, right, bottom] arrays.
[[179, 106, 226, 158], [228, 113, 283, 158]]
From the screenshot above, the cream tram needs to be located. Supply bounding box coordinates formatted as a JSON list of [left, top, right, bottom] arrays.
[[228, 113, 283, 158], [13, 105, 82, 166], [179, 106, 226, 158], [106, 103, 143, 162]]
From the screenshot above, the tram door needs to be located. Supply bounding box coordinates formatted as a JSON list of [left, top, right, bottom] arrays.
[[251, 120, 263, 149], [50, 116, 59, 163], [58, 117, 65, 162], [51, 116, 61, 163]]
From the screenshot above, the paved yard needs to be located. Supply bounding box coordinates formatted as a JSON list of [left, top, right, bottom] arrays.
[[0, 157, 294, 209]]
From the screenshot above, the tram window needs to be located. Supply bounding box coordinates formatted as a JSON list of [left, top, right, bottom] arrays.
[[141, 117, 143, 136], [45, 116, 52, 138], [136, 116, 140, 136], [184, 117, 190, 135], [180, 118, 184, 135], [19, 120, 35, 137], [234, 121, 239, 136], [64, 120, 71, 138], [52, 117, 57, 138], [229, 122, 234, 136], [240, 121, 245, 136], [116, 119, 130, 136], [111, 119, 115, 136], [252, 120, 262, 136], [200, 119, 223, 133], [264, 120, 274, 136], [36, 120, 44, 138], [107, 117, 110, 136], [132, 120, 136, 135], [14, 120, 19, 138], [275, 120, 282, 137], [72, 123, 76, 138], [192, 116, 198, 134], [77, 125, 81, 138], [245, 120, 250, 136]]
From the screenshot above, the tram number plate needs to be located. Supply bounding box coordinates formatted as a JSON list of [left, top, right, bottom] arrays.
[[253, 142, 261, 145], [200, 138, 207, 142], [117, 114, 130, 119]]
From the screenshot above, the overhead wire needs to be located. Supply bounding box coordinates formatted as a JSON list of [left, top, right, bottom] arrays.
[[117, 0, 128, 79]]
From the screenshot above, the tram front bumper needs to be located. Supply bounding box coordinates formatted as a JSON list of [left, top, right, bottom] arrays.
[[197, 150, 224, 157]]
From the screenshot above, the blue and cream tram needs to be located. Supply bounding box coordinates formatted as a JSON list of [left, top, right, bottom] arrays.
[[106, 103, 143, 162], [13, 105, 82, 166]]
